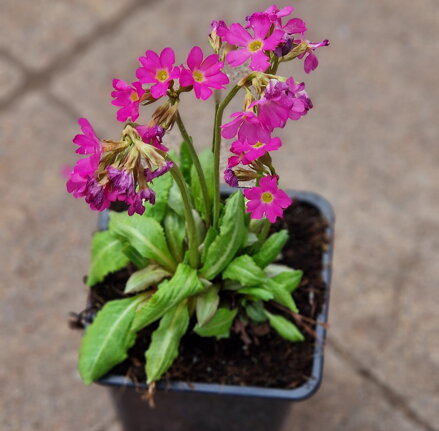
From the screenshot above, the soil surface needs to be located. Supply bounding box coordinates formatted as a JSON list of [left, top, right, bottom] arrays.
[[74, 201, 328, 389]]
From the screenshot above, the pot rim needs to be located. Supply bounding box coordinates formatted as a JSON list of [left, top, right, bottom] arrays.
[[95, 188, 335, 401]]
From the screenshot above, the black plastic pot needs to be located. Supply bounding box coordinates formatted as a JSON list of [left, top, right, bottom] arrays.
[[95, 189, 335, 431]]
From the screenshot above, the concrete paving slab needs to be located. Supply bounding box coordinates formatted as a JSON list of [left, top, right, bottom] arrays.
[[0, 0, 136, 71], [51, 0, 439, 427], [1, 0, 438, 430], [0, 92, 116, 431], [0, 55, 24, 101]]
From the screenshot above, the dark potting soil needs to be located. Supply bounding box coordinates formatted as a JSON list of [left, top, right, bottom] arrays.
[[75, 200, 328, 389]]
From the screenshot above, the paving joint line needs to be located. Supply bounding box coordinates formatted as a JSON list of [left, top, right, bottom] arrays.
[[328, 338, 437, 431], [0, 0, 158, 113]]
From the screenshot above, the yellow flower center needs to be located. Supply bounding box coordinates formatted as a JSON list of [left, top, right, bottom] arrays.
[[193, 70, 204, 82], [252, 141, 264, 148], [156, 69, 169, 82], [130, 91, 139, 102], [248, 40, 263, 52], [261, 191, 273, 203]]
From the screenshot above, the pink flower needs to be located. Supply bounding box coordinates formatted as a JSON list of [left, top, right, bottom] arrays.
[[221, 111, 271, 142], [136, 125, 168, 152], [247, 5, 306, 35], [72, 118, 102, 155], [228, 137, 281, 167], [299, 39, 329, 73], [179, 46, 229, 100], [67, 119, 104, 208], [136, 47, 180, 99], [224, 15, 284, 71], [111, 79, 145, 122], [252, 78, 312, 127], [210, 20, 228, 38], [243, 176, 292, 223]]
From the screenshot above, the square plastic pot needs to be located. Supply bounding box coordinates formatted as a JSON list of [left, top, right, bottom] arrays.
[[94, 189, 335, 431]]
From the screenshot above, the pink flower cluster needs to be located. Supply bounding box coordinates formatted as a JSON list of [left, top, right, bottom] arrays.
[[213, 4, 328, 73], [221, 76, 311, 221], [66, 119, 172, 215], [110, 46, 229, 123]]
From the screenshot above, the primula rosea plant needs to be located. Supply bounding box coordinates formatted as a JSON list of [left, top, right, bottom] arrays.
[[68, 5, 328, 389]]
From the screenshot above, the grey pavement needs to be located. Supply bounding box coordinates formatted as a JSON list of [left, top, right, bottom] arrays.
[[0, 0, 438, 430]]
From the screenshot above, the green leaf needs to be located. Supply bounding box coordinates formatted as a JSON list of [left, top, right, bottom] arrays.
[[191, 149, 214, 218], [238, 287, 274, 301], [109, 212, 176, 273], [78, 295, 145, 384], [246, 302, 267, 323], [194, 308, 238, 339], [145, 301, 190, 383], [223, 255, 266, 287], [200, 192, 247, 280], [87, 231, 130, 287], [252, 230, 288, 268], [193, 209, 206, 244], [121, 243, 149, 269], [265, 264, 295, 277], [263, 279, 299, 313], [272, 270, 303, 293], [131, 263, 204, 332], [179, 140, 193, 184], [143, 172, 173, 222], [196, 284, 220, 326], [164, 211, 186, 262], [264, 311, 304, 342], [124, 264, 171, 294], [168, 180, 185, 217], [201, 226, 218, 264]]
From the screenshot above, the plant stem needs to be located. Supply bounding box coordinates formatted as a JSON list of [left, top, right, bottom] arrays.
[[259, 219, 271, 243], [212, 84, 241, 228], [170, 165, 200, 268], [175, 111, 212, 226]]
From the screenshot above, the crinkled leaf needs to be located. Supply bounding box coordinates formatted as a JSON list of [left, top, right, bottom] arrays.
[[179, 140, 193, 184], [263, 279, 299, 313], [196, 284, 220, 326], [194, 308, 238, 339], [272, 270, 303, 293], [78, 295, 145, 384], [145, 301, 190, 383], [201, 226, 218, 264], [87, 231, 130, 287], [109, 212, 176, 273], [191, 149, 214, 218], [264, 311, 304, 342], [164, 210, 186, 262], [238, 287, 274, 301], [124, 265, 171, 294], [143, 171, 173, 222], [131, 263, 203, 332], [252, 230, 288, 268], [200, 192, 247, 280], [223, 254, 266, 287]]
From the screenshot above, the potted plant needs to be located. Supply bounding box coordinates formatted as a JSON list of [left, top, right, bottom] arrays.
[[67, 4, 333, 430]]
